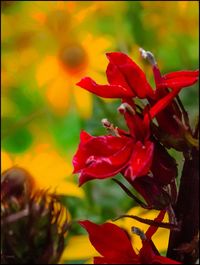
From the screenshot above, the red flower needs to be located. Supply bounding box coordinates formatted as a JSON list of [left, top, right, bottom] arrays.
[[73, 49, 197, 200], [77, 76, 134, 98], [73, 128, 176, 209], [73, 131, 135, 186], [79, 220, 138, 264], [79, 211, 181, 264], [77, 52, 154, 99], [73, 130, 154, 186], [151, 140, 178, 186], [77, 51, 198, 150], [73, 99, 177, 192], [119, 138, 177, 209], [77, 51, 198, 102], [155, 69, 199, 91], [73, 101, 156, 186], [140, 48, 199, 149]]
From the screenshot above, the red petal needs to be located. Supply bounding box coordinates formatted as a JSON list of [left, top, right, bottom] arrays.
[[106, 62, 134, 93], [140, 238, 181, 264], [158, 70, 199, 90], [106, 52, 154, 98], [79, 220, 138, 263], [73, 133, 134, 185], [145, 210, 166, 239], [139, 211, 167, 263], [150, 69, 198, 123], [78, 139, 134, 185], [139, 240, 156, 264], [123, 110, 149, 140], [147, 88, 180, 121], [73, 132, 130, 173], [84, 141, 133, 175], [151, 141, 178, 186], [78, 172, 93, 186], [93, 257, 106, 264], [124, 141, 154, 180], [155, 108, 183, 137], [139, 240, 181, 264], [76, 77, 134, 98], [151, 84, 183, 137], [153, 65, 163, 88], [132, 176, 171, 209], [80, 130, 93, 142]]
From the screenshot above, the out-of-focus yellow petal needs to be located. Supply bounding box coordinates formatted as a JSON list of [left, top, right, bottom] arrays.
[[2, 144, 83, 198], [15, 151, 72, 181], [19, 48, 38, 68], [1, 151, 13, 173], [87, 69, 107, 84], [60, 235, 99, 262], [46, 76, 71, 115], [110, 206, 170, 253], [36, 56, 59, 87], [44, 181, 85, 199], [75, 4, 99, 23], [83, 34, 112, 72], [72, 85, 93, 119]]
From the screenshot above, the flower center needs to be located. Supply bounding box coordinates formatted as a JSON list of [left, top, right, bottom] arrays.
[[58, 42, 88, 74]]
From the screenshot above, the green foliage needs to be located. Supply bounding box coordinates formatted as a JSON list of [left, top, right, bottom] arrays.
[[2, 117, 33, 154]]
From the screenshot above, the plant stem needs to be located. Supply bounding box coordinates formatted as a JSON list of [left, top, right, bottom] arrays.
[[167, 148, 199, 263]]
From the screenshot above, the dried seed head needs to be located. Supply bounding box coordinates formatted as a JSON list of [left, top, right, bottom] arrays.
[[1, 167, 70, 264]]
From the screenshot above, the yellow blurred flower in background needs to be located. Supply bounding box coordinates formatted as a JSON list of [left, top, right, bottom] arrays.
[[27, 1, 113, 117], [36, 33, 112, 118], [2, 1, 113, 118], [1, 144, 84, 199], [1, 9, 39, 91], [141, 1, 198, 41]]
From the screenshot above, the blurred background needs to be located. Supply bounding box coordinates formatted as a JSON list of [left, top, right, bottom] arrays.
[[1, 1, 199, 263]]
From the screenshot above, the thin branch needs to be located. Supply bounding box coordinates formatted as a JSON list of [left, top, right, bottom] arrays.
[[112, 214, 180, 231], [112, 179, 151, 209]]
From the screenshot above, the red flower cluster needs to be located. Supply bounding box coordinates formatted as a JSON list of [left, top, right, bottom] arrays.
[[73, 49, 198, 264], [77, 52, 198, 151], [79, 211, 181, 264], [73, 49, 198, 208]]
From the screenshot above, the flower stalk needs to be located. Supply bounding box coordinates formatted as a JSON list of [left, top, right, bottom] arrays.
[[167, 148, 199, 263]]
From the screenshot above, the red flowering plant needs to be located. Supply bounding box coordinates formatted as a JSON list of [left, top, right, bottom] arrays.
[[79, 211, 181, 264], [73, 49, 199, 264]]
